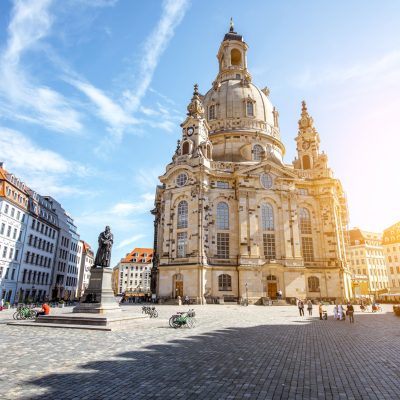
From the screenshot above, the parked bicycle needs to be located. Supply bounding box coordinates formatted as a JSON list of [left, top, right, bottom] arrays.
[[169, 309, 196, 329], [142, 305, 158, 318], [13, 306, 36, 320]]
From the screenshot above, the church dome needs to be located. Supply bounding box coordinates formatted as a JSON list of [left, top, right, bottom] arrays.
[[203, 79, 278, 137]]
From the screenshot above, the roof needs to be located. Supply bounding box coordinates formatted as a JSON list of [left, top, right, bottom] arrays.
[[382, 221, 400, 245], [347, 228, 382, 246], [121, 247, 153, 263]]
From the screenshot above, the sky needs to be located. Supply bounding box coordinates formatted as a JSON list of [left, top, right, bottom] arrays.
[[0, 0, 399, 266]]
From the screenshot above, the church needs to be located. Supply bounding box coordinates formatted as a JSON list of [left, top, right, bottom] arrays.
[[152, 23, 352, 304]]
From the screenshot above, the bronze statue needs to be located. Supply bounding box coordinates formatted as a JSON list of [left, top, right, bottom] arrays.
[[94, 226, 114, 268]]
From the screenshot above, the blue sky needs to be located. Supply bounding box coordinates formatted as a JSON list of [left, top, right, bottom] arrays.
[[0, 0, 399, 266]]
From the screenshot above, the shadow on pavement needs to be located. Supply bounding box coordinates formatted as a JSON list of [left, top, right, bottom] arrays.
[[26, 313, 400, 400]]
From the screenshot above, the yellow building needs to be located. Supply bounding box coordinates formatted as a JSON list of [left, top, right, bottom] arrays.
[[153, 24, 352, 304], [383, 222, 400, 293]]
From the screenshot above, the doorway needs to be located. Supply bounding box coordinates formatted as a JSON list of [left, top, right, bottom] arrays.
[[175, 281, 183, 298], [267, 282, 277, 299]]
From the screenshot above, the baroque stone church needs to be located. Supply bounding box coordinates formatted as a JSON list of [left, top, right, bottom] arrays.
[[152, 23, 352, 304]]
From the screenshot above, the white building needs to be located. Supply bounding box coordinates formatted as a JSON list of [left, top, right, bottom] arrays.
[[114, 248, 153, 297], [76, 240, 93, 298], [16, 191, 59, 303]]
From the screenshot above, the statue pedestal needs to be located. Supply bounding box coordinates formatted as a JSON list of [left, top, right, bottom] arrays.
[[73, 267, 121, 314]]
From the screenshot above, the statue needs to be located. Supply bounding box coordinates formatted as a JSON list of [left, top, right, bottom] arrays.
[[94, 226, 114, 268]]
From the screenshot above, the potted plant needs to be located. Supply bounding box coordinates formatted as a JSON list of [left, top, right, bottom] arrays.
[[58, 300, 65, 308]]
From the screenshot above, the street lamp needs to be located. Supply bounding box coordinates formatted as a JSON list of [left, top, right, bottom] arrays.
[[245, 282, 248, 306]]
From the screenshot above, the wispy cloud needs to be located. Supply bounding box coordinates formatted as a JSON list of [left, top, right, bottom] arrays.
[[0, 127, 91, 196], [0, 0, 83, 133], [116, 234, 146, 250], [123, 0, 190, 112]]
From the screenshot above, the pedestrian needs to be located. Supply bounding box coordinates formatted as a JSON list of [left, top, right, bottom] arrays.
[[278, 290, 283, 300], [319, 303, 323, 320], [307, 300, 313, 316], [338, 304, 344, 320], [347, 303, 354, 323], [184, 295, 189, 305], [298, 299, 304, 316], [333, 304, 338, 320]]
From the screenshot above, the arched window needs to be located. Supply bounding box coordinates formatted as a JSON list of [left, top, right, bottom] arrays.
[[308, 276, 320, 292], [299, 208, 311, 234], [303, 155, 311, 170], [261, 204, 274, 231], [216, 202, 229, 230], [253, 144, 263, 161], [247, 102, 254, 117], [177, 201, 188, 229], [209, 105, 216, 120], [218, 274, 232, 291], [231, 49, 241, 66], [182, 141, 190, 155]]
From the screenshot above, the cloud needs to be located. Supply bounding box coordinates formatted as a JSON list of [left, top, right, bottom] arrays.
[[0, 127, 90, 195], [123, 0, 190, 112], [116, 234, 146, 250], [0, 0, 83, 133]]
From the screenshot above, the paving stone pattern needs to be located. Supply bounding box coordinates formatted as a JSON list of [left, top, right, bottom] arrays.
[[0, 304, 399, 400]]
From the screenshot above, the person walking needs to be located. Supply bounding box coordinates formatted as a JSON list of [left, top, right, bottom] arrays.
[[347, 303, 354, 323], [319, 303, 324, 320], [307, 300, 313, 316], [338, 304, 344, 321], [333, 304, 338, 320], [298, 299, 305, 316]]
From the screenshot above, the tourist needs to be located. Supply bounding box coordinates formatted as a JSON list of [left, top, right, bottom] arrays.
[[298, 299, 304, 316], [184, 295, 190, 305], [333, 304, 338, 320], [338, 304, 344, 320], [277, 290, 283, 300], [347, 303, 354, 323], [307, 300, 313, 316], [36, 303, 50, 317]]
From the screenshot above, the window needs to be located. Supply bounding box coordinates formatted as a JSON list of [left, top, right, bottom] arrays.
[[2, 246, 7, 258], [182, 141, 190, 155], [216, 202, 229, 230], [261, 204, 274, 231], [299, 208, 312, 234], [177, 201, 188, 229], [4, 204, 9, 214], [177, 232, 187, 258], [0, 223, 4, 235], [253, 144, 263, 161], [246, 102, 254, 117], [176, 173, 188, 187], [11, 208, 15, 217], [263, 234, 276, 259], [260, 173, 273, 189], [298, 188, 308, 196], [231, 48, 241, 65], [301, 237, 314, 262], [218, 274, 232, 291], [209, 105, 216, 120], [217, 233, 229, 259], [302, 155, 311, 170], [6, 226, 11, 237], [308, 276, 320, 292], [13, 228, 17, 239], [216, 181, 229, 189]]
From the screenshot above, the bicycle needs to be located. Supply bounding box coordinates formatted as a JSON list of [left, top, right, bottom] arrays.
[[13, 306, 36, 320], [149, 307, 158, 318], [169, 309, 196, 328]]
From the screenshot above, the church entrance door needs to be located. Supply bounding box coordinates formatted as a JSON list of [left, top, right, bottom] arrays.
[[175, 281, 183, 298], [267, 282, 277, 299]]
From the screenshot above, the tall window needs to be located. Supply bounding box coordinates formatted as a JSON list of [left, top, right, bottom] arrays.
[[209, 105, 216, 120], [217, 233, 229, 259], [253, 144, 263, 161], [177, 201, 188, 229], [308, 276, 320, 292], [216, 202, 229, 230], [299, 207, 314, 261], [263, 234, 276, 259], [177, 232, 187, 258], [218, 274, 232, 291], [247, 102, 254, 117], [299, 208, 312, 234], [261, 204, 274, 231]]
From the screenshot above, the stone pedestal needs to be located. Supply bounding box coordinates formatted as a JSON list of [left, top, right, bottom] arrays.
[[73, 267, 121, 314]]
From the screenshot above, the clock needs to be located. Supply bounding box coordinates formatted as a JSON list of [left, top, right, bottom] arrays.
[[302, 140, 310, 150], [187, 127, 194, 136]]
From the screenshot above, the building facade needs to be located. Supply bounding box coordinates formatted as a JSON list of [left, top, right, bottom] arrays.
[[114, 248, 153, 296], [383, 222, 400, 292], [153, 25, 352, 304], [347, 228, 388, 298], [76, 240, 94, 298]]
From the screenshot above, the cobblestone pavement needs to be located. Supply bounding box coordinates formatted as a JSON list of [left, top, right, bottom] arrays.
[[0, 304, 399, 400]]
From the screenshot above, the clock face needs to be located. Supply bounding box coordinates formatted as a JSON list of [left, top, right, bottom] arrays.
[[187, 127, 194, 136], [302, 141, 310, 150]]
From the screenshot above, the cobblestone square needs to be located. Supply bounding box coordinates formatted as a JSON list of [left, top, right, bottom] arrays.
[[0, 304, 399, 400]]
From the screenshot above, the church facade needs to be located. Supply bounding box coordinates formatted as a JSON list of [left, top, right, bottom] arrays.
[[152, 25, 352, 304]]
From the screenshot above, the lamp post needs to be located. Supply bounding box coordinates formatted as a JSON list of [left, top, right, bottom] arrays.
[[245, 282, 248, 306]]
